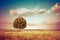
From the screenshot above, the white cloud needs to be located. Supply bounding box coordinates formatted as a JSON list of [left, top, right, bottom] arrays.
[[45, 3, 60, 15], [10, 8, 46, 16], [10, 10, 17, 15], [51, 3, 60, 14], [10, 3, 60, 16]]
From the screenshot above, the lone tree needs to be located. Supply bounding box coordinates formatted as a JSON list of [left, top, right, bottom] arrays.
[[13, 16, 26, 29]]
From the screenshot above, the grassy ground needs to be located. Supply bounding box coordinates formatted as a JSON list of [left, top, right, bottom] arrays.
[[0, 30, 60, 40]]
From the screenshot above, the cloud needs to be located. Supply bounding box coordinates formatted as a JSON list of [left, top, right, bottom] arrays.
[[10, 10, 17, 15], [10, 3, 60, 16], [45, 3, 60, 15], [10, 8, 46, 16], [51, 3, 60, 14]]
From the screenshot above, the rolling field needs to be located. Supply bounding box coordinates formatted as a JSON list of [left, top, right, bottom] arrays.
[[0, 30, 60, 40]]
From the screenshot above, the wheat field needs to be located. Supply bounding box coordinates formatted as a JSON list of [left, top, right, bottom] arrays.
[[0, 30, 60, 40]]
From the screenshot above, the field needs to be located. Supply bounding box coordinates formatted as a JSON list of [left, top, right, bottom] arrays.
[[0, 30, 60, 40]]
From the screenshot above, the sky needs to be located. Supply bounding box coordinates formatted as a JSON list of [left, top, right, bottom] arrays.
[[0, 0, 60, 30]]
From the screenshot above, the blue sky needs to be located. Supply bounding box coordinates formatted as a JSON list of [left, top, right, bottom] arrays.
[[0, 0, 59, 17], [0, 0, 60, 14], [0, 0, 60, 29]]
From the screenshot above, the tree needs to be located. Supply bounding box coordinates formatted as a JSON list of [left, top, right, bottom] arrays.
[[13, 16, 26, 29]]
